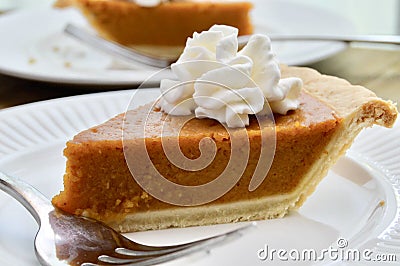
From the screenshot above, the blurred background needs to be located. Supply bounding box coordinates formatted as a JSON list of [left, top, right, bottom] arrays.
[[1, 0, 399, 34], [290, 0, 399, 35], [0, 0, 399, 106]]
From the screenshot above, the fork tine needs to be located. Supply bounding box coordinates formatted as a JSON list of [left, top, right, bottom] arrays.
[[64, 24, 173, 68], [115, 233, 223, 257], [98, 222, 256, 265], [98, 255, 148, 264], [115, 244, 193, 257]]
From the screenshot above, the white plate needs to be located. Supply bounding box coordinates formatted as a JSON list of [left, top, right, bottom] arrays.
[[0, 90, 399, 265], [0, 1, 351, 86]]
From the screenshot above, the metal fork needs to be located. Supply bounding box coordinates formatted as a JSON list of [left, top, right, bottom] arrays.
[[64, 23, 400, 68], [0, 171, 254, 266]]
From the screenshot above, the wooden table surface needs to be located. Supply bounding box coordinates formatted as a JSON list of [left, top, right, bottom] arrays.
[[0, 46, 399, 110]]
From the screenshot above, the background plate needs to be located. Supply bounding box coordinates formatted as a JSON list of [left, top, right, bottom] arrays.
[[0, 0, 352, 86]]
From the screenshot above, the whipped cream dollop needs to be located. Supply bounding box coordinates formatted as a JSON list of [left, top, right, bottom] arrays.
[[132, 0, 211, 8], [131, 0, 167, 7], [158, 25, 303, 128]]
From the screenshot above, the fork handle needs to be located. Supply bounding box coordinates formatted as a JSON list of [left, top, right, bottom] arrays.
[[0, 171, 53, 224], [238, 34, 400, 46]]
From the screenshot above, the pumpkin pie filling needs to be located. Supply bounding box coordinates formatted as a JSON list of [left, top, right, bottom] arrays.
[[53, 90, 338, 224], [60, 0, 253, 46]]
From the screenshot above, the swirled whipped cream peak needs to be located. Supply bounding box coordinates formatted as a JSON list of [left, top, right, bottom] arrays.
[[158, 25, 303, 128]]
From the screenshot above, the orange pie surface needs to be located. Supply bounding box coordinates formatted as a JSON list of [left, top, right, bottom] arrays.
[[68, 0, 253, 46]]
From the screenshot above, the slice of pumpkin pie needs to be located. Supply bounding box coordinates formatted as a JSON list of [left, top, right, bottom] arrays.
[[52, 25, 397, 232], [58, 0, 253, 47]]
